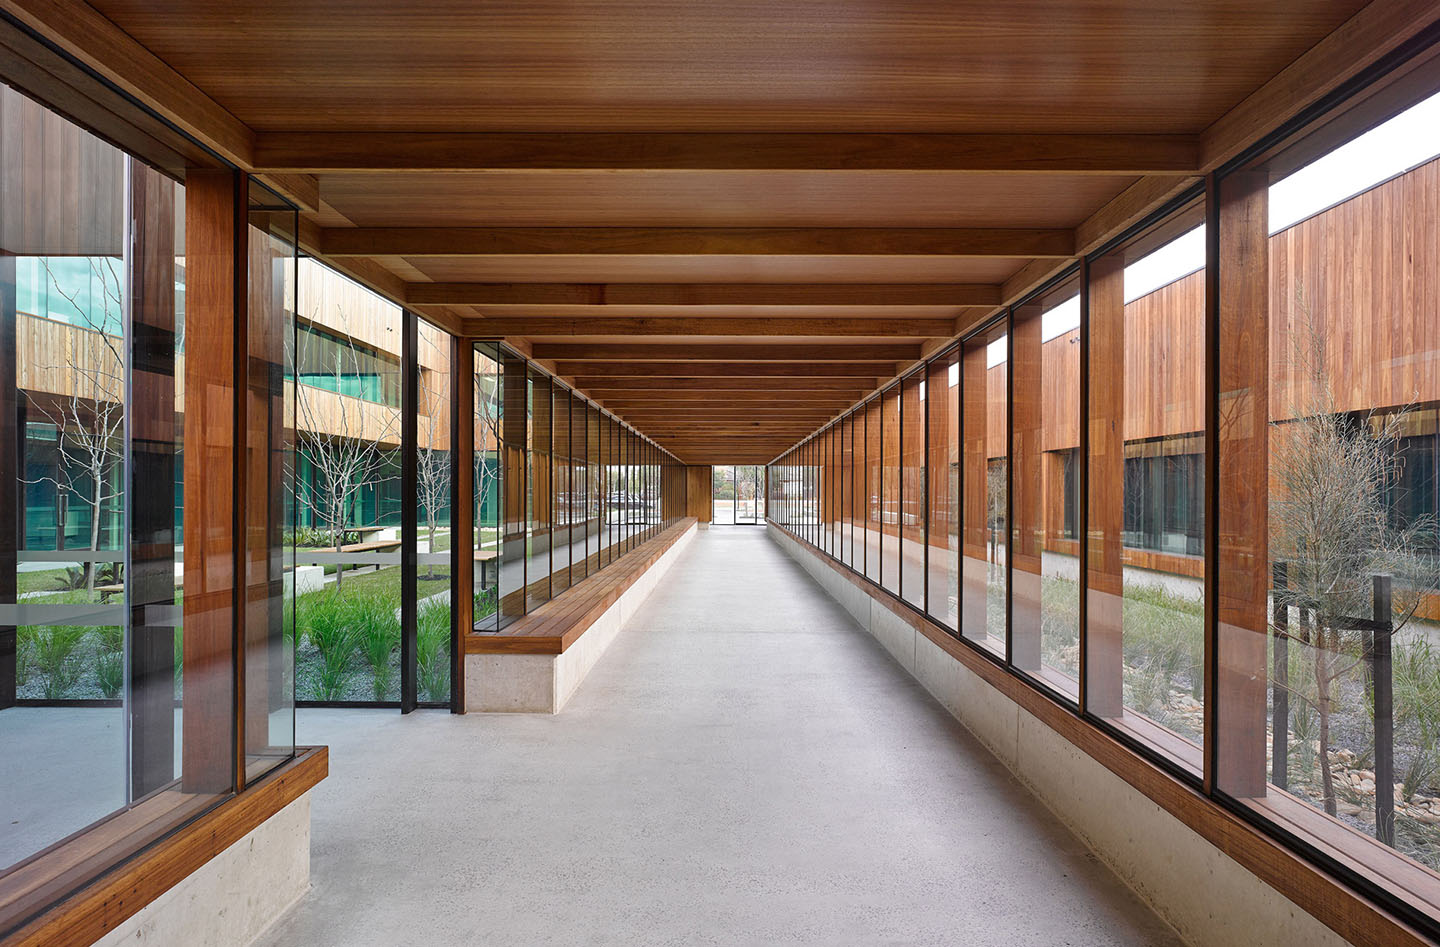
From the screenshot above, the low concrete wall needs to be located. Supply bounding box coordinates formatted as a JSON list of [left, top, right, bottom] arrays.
[[89, 792, 313, 947], [466, 522, 698, 713], [768, 523, 1348, 947]]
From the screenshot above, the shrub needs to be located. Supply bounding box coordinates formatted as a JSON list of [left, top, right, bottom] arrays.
[[15, 631, 36, 687], [417, 599, 450, 703], [304, 592, 363, 700], [285, 527, 361, 549], [352, 589, 401, 700], [473, 586, 499, 620], [95, 626, 124, 699], [30, 625, 88, 699]]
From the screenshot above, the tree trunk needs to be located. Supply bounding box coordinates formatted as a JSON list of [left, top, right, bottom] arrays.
[[333, 527, 345, 591], [426, 522, 435, 579], [87, 476, 103, 593], [1315, 625, 1338, 817]]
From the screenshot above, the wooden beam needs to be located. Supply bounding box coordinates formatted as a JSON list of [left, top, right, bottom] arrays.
[[465, 317, 956, 338], [597, 397, 855, 408], [531, 343, 919, 362], [254, 172, 320, 213], [322, 227, 1075, 258], [1199, 0, 1440, 171], [612, 410, 837, 420], [577, 377, 869, 392], [0, 0, 255, 166], [997, 174, 1200, 311], [255, 131, 1199, 173], [1075, 175, 1202, 255], [559, 362, 885, 378], [410, 282, 1001, 307]]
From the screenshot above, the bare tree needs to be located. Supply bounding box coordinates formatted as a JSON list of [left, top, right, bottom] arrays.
[[25, 258, 126, 593], [473, 356, 502, 554], [291, 307, 401, 589], [1271, 290, 1440, 817], [415, 330, 450, 580]]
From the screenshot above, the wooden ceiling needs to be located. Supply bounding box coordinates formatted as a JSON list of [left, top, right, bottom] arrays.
[[10, 0, 1425, 464]]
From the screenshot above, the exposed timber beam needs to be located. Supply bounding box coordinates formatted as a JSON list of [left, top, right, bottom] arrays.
[[321, 227, 1075, 258], [531, 343, 920, 362], [408, 282, 1001, 307], [558, 362, 886, 378], [1198, 0, 1440, 170], [575, 378, 869, 392], [253, 131, 1199, 173], [0, 0, 255, 166], [464, 317, 956, 337]]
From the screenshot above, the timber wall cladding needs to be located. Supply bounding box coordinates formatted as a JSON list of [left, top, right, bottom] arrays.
[[685, 465, 711, 521], [0, 86, 123, 256], [992, 151, 1440, 460]]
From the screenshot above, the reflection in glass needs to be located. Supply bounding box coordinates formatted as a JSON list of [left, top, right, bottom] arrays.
[[963, 323, 1007, 654]]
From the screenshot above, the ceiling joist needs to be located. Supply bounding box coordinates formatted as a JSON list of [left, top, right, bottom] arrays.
[[407, 282, 1002, 307], [321, 226, 1075, 258], [463, 317, 958, 338], [531, 343, 921, 362], [252, 131, 1199, 173]]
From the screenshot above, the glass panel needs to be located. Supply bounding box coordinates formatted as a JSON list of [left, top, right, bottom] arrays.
[[499, 350, 528, 628], [570, 393, 587, 582], [1013, 272, 1082, 701], [526, 368, 551, 610], [551, 389, 571, 597], [927, 349, 960, 628], [881, 386, 901, 597], [4, 96, 131, 869], [901, 373, 926, 609], [963, 321, 1007, 655], [1088, 201, 1206, 766], [587, 404, 600, 570], [414, 319, 452, 705], [1218, 79, 1440, 905], [291, 260, 402, 703], [865, 400, 881, 583], [1, 86, 243, 926], [473, 343, 501, 633], [245, 191, 296, 772]]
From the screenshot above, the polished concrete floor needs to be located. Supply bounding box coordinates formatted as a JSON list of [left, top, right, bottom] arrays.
[[258, 526, 1182, 947]]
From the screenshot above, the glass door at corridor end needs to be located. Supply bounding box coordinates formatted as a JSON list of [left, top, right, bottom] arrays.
[[712, 465, 765, 524]]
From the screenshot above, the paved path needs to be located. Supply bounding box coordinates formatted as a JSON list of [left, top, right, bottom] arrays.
[[259, 526, 1181, 946]]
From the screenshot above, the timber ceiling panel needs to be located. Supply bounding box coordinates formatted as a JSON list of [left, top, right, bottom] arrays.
[[87, 1, 1368, 133], [316, 171, 1137, 228], [41, 0, 1386, 462], [401, 256, 1032, 285]]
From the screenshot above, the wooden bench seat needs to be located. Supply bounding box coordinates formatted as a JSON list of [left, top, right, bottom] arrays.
[[336, 539, 402, 554], [465, 517, 697, 656]]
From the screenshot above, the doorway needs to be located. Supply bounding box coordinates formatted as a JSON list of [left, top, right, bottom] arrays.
[[712, 465, 765, 525]]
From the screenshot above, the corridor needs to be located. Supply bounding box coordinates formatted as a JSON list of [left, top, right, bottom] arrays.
[[259, 527, 1180, 946]]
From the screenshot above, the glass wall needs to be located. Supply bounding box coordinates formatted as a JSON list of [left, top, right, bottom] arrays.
[[1014, 271, 1082, 701], [1090, 203, 1206, 763], [901, 371, 926, 609], [1216, 77, 1440, 903], [474, 343, 502, 633], [927, 348, 960, 628], [768, 58, 1440, 931], [1, 84, 295, 934], [414, 319, 453, 706], [291, 262, 404, 704], [472, 342, 683, 636], [965, 320, 1008, 656]]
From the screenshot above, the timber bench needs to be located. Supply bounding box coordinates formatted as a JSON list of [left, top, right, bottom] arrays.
[[462, 517, 698, 712]]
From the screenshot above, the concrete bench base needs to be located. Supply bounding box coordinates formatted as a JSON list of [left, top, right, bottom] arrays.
[[465, 523, 697, 713], [88, 793, 313, 947]]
